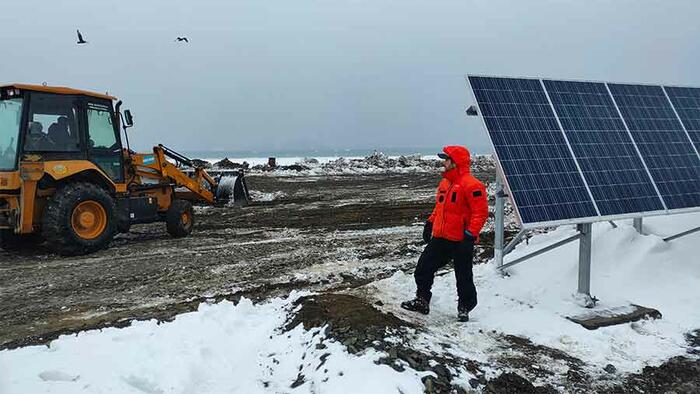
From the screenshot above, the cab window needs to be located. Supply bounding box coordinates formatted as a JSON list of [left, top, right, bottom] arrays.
[[0, 98, 22, 170], [24, 93, 80, 152], [87, 103, 118, 149], [86, 101, 123, 182]]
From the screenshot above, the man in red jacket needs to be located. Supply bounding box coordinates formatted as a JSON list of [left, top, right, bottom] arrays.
[[401, 145, 489, 322]]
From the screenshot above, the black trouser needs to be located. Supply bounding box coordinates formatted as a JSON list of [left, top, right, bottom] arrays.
[[414, 237, 477, 312]]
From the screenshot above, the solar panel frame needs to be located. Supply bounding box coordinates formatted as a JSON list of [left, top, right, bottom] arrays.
[[466, 74, 700, 229]]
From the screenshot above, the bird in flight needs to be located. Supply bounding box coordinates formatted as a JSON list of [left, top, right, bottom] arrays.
[[175, 37, 189, 43], [77, 30, 88, 44]]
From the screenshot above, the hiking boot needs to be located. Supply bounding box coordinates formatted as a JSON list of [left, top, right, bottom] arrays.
[[401, 297, 430, 315], [457, 306, 470, 322]]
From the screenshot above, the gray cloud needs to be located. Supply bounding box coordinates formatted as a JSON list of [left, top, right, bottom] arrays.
[[2, 0, 698, 154]]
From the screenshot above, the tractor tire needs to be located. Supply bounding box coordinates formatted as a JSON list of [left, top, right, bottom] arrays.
[[0, 230, 44, 251], [166, 199, 194, 238], [42, 182, 116, 256]]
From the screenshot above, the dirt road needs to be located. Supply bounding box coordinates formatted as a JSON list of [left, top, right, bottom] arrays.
[[0, 166, 501, 350]]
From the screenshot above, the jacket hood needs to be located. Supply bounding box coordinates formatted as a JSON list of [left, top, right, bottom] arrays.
[[442, 146, 471, 171]]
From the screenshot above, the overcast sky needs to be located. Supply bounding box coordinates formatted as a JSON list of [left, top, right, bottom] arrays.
[[2, 0, 699, 153]]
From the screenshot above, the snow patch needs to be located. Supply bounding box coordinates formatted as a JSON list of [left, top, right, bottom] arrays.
[[0, 295, 425, 394], [249, 190, 287, 202]]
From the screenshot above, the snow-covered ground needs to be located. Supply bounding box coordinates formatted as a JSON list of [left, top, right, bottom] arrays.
[[1, 212, 698, 393], [370, 212, 700, 381], [0, 295, 425, 394]]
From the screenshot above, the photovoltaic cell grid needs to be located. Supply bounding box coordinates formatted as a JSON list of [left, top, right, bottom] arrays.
[[543, 80, 665, 215], [469, 75, 700, 227], [664, 86, 700, 153], [468, 76, 598, 224], [607, 84, 700, 210]]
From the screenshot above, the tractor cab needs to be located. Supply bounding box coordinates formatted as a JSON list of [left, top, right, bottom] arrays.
[[0, 84, 124, 185]]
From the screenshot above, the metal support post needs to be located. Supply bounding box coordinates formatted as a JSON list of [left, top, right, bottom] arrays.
[[503, 229, 526, 255], [664, 226, 700, 242], [494, 175, 505, 269], [577, 223, 594, 307], [633, 217, 643, 234], [499, 233, 581, 270]]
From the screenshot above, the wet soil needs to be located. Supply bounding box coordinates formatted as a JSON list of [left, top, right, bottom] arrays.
[[286, 293, 483, 394], [286, 294, 412, 354], [607, 357, 700, 394], [0, 168, 501, 350]]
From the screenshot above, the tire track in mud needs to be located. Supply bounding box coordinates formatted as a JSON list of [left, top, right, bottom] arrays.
[[1, 171, 472, 349]]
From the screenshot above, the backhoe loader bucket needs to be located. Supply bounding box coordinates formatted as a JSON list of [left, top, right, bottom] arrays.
[[215, 173, 250, 205]]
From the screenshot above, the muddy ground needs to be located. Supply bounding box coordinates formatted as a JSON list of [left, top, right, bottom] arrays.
[[1, 164, 698, 393], [1, 168, 502, 350]]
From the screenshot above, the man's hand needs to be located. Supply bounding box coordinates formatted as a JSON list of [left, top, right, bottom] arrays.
[[423, 221, 433, 243], [463, 230, 475, 243]]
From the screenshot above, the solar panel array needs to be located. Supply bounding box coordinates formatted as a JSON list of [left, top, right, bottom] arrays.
[[468, 75, 700, 228]]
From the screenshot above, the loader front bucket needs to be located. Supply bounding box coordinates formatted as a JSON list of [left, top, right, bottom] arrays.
[[215, 173, 250, 205]]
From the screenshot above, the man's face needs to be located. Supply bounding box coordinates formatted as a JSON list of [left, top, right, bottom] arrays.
[[443, 158, 455, 170]]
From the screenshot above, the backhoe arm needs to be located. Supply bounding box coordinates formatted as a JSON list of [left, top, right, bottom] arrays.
[[132, 146, 217, 203]]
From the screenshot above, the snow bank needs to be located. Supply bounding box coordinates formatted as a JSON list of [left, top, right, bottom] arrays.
[[0, 295, 424, 394], [371, 212, 700, 377], [255, 152, 443, 176], [195, 152, 495, 177], [204, 152, 495, 176], [204, 156, 354, 167]]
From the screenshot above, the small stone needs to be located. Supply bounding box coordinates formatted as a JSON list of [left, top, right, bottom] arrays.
[[432, 364, 451, 380], [422, 376, 435, 393], [404, 354, 421, 369], [604, 364, 617, 374]]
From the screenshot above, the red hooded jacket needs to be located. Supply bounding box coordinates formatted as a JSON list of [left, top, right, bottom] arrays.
[[428, 146, 489, 242]]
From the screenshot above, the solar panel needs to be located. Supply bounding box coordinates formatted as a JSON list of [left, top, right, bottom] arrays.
[[607, 84, 700, 210], [663, 86, 700, 154], [543, 80, 665, 215], [468, 76, 598, 226]]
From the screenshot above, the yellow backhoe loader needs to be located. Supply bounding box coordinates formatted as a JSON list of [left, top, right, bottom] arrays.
[[0, 84, 248, 255]]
